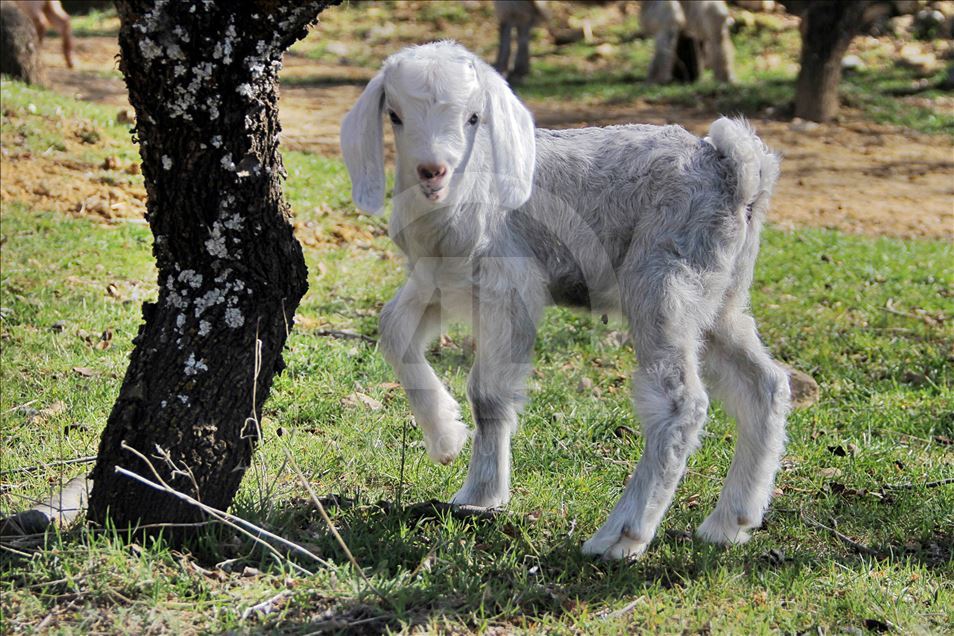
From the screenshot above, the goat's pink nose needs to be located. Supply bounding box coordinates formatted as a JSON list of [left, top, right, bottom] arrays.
[[417, 163, 447, 181]]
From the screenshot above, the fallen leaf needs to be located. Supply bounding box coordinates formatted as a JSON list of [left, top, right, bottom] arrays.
[[342, 392, 382, 410], [72, 366, 95, 377], [819, 467, 842, 479]]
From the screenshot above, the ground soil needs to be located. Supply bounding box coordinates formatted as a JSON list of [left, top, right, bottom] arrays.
[[11, 32, 954, 240]]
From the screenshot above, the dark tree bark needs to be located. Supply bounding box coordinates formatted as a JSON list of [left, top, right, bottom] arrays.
[[787, 0, 872, 122], [88, 0, 338, 529], [0, 3, 43, 85]]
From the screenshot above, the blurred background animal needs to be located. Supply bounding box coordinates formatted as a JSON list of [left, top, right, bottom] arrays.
[[642, 0, 736, 83], [494, 0, 549, 80], [15, 0, 74, 69]]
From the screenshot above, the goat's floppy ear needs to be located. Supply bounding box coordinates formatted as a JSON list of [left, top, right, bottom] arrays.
[[480, 66, 536, 209], [340, 73, 386, 214]]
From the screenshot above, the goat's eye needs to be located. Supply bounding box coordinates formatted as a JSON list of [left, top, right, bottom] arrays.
[[388, 110, 402, 125], [467, 113, 479, 126]]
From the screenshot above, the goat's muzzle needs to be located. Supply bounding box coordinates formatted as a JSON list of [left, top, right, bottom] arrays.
[[417, 162, 449, 202]]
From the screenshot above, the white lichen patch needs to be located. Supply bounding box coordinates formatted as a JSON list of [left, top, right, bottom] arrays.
[[224, 307, 245, 328], [205, 223, 228, 258], [177, 269, 203, 289], [161, 155, 173, 170], [184, 352, 209, 376], [220, 153, 236, 171], [194, 287, 225, 317], [223, 213, 243, 231], [198, 320, 211, 336]]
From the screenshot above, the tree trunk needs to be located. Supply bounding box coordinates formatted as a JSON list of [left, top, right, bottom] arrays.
[[88, 0, 338, 530], [0, 3, 43, 85], [792, 0, 871, 122]]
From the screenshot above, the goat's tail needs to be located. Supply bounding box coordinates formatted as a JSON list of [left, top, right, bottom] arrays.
[[706, 117, 780, 218]]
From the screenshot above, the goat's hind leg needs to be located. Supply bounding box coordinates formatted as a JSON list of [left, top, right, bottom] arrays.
[[379, 286, 469, 465], [697, 312, 790, 544]]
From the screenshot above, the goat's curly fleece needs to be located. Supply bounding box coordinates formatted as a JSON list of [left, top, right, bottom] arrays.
[[341, 41, 790, 560]]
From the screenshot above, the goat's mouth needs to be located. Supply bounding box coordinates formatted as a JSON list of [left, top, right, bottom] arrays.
[[420, 184, 447, 202]]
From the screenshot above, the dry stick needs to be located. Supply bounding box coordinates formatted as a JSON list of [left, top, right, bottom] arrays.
[[800, 512, 880, 557], [0, 456, 97, 476], [241, 589, 294, 621], [882, 477, 954, 491], [114, 466, 316, 576], [280, 446, 391, 608], [117, 442, 333, 571], [314, 329, 376, 344]]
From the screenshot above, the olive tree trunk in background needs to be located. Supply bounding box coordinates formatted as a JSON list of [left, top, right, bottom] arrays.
[[0, 2, 43, 85], [88, 0, 338, 529], [787, 0, 872, 122]]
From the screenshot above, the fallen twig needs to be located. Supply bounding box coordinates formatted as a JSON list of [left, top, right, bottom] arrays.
[[117, 442, 333, 573], [881, 477, 954, 491], [314, 329, 376, 344], [602, 596, 647, 620], [241, 589, 293, 621], [800, 512, 880, 557], [281, 446, 391, 607], [402, 499, 504, 523], [0, 456, 97, 476]]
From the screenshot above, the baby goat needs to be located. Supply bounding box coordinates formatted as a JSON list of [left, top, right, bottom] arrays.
[[340, 41, 790, 559]]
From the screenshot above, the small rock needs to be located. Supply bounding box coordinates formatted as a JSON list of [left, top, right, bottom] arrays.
[[577, 377, 593, 393], [841, 55, 865, 72], [325, 41, 350, 57], [782, 364, 819, 408], [789, 117, 820, 133]]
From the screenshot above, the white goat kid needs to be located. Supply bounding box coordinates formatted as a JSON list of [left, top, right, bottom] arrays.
[[340, 42, 790, 560]]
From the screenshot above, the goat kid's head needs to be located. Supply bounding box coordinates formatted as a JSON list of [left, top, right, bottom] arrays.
[[341, 41, 536, 215]]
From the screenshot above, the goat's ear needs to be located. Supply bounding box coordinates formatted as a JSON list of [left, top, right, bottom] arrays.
[[340, 73, 386, 214], [481, 67, 536, 209]]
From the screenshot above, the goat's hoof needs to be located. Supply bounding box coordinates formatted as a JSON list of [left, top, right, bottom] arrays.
[[582, 522, 649, 561], [450, 485, 508, 510], [696, 510, 754, 545], [422, 420, 470, 465], [582, 531, 648, 561]]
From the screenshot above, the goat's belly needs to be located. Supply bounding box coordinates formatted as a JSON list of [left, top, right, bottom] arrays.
[[547, 270, 591, 310]]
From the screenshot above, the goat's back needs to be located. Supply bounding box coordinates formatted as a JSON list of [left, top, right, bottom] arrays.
[[508, 123, 767, 311]]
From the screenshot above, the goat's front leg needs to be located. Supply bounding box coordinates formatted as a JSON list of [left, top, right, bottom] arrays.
[[451, 289, 538, 509], [379, 284, 469, 465]]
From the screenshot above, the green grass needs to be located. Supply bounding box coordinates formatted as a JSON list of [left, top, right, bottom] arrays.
[[2, 76, 953, 634]]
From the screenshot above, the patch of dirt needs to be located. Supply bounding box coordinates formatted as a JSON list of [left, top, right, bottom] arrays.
[[1, 104, 145, 221], [22, 32, 954, 241]]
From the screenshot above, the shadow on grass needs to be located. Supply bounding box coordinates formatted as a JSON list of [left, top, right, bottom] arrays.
[[517, 64, 796, 122]]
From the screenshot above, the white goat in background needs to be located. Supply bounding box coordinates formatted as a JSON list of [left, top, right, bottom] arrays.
[[340, 42, 789, 559], [642, 0, 736, 84]]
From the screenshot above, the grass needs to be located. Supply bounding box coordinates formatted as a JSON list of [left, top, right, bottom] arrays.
[[2, 51, 953, 636]]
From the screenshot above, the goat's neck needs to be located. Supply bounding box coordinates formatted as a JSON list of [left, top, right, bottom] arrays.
[[390, 166, 495, 262]]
